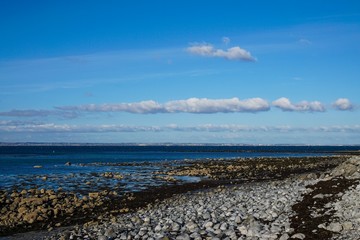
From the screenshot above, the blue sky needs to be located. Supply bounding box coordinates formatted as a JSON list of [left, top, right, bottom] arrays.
[[0, 0, 360, 144]]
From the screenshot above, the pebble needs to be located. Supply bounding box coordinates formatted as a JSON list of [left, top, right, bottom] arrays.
[[104, 227, 116, 238], [291, 233, 306, 239], [279, 233, 290, 240]]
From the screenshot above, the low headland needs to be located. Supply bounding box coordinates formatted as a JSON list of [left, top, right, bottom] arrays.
[[1, 154, 360, 239]]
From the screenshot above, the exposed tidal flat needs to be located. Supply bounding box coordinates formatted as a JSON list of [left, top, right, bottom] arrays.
[[1, 152, 360, 239]]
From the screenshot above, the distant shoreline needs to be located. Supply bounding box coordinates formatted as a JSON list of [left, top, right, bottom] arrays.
[[1, 142, 360, 147]]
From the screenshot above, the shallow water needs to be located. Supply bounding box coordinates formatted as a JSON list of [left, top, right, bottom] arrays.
[[0, 145, 358, 194]]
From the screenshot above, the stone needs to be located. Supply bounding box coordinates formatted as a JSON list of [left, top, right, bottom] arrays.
[[154, 224, 162, 232], [89, 192, 100, 199], [204, 221, 213, 228], [186, 221, 197, 232], [18, 206, 27, 215], [23, 211, 38, 224], [202, 212, 210, 220], [49, 194, 57, 200], [342, 221, 353, 230], [172, 222, 180, 231], [104, 227, 116, 238], [318, 223, 326, 229], [313, 193, 324, 199], [291, 233, 306, 239], [220, 223, 228, 231], [279, 233, 290, 240], [270, 224, 282, 234], [238, 225, 247, 235], [327, 222, 342, 232], [144, 216, 150, 223]]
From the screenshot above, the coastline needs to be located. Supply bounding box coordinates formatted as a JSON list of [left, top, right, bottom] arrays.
[[1, 155, 360, 239]]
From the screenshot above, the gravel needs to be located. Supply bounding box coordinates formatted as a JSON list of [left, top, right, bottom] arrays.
[[45, 176, 318, 239]]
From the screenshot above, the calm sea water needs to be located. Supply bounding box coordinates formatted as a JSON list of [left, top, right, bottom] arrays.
[[0, 145, 358, 193]]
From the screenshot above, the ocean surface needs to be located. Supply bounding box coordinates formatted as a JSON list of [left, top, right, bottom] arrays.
[[1, 145, 359, 194]]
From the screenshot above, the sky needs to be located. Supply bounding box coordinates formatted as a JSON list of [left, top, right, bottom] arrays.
[[0, 0, 360, 144]]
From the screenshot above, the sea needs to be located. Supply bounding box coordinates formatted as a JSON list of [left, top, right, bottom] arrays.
[[1, 145, 359, 194]]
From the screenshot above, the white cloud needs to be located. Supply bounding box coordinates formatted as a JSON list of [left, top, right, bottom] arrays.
[[187, 44, 214, 56], [58, 100, 164, 114], [272, 97, 326, 112], [2, 97, 357, 119], [164, 98, 269, 113], [187, 43, 255, 61], [58, 97, 270, 114], [332, 98, 353, 111]]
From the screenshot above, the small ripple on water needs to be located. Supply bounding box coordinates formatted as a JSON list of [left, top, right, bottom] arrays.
[[0, 160, 201, 196]]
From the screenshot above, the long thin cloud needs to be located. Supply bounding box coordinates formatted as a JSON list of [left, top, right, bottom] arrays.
[[187, 43, 256, 61], [272, 97, 326, 112], [0, 109, 78, 118], [57, 97, 270, 114], [0, 97, 357, 118], [0, 110, 53, 117], [1, 121, 359, 133]]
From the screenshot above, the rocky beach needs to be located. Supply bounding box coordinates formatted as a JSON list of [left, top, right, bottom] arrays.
[[1, 155, 360, 239]]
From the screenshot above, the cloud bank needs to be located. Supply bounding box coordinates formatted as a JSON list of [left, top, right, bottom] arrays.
[[333, 98, 353, 111], [272, 97, 326, 112], [58, 97, 270, 114], [0, 97, 357, 119], [1, 121, 359, 134], [0, 109, 78, 118], [0, 110, 53, 117], [187, 43, 256, 61]]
